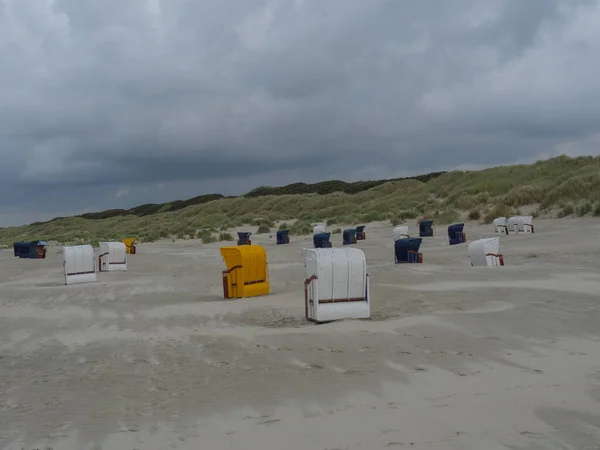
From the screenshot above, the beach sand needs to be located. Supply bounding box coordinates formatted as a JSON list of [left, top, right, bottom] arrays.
[[1, 218, 600, 449]]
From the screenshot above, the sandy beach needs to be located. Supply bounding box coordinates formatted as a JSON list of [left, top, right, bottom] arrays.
[[1, 217, 600, 450]]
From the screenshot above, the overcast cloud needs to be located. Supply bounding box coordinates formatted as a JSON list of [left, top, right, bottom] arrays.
[[1, 0, 600, 226]]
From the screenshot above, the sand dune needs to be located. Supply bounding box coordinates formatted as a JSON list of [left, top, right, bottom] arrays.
[[1, 218, 599, 449]]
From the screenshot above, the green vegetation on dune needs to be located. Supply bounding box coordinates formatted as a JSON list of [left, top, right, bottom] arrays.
[[2, 155, 600, 247], [75, 193, 227, 220], [244, 171, 446, 197]]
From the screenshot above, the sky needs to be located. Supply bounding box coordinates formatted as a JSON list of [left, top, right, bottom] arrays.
[[1, 0, 600, 226]]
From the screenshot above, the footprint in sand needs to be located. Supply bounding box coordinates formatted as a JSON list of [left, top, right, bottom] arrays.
[[309, 363, 325, 370], [259, 419, 281, 425], [520, 431, 546, 438]]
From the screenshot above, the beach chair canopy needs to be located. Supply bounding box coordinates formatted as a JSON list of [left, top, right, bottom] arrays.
[[99, 241, 127, 271], [276, 229, 290, 244], [393, 226, 409, 241], [493, 217, 507, 227], [220, 245, 270, 298], [122, 238, 137, 254], [64, 244, 97, 285], [303, 247, 370, 323], [468, 237, 502, 267], [447, 223, 464, 235], [355, 225, 366, 240], [507, 216, 534, 233], [312, 225, 326, 234], [419, 220, 434, 236], [507, 216, 520, 232], [13, 241, 47, 258], [447, 223, 466, 245], [313, 232, 331, 248], [394, 237, 422, 262], [343, 229, 357, 244], [519, 215, 534, 232], [13, 242, 29, 257]]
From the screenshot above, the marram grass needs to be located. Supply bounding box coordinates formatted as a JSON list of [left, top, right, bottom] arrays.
[[1, 155, 600, 247]]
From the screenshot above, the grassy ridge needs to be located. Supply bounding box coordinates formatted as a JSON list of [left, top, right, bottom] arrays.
[[1, 155, 600, 247], [244, 171, 446, 197], [30, 173, 447, 223], [39, 193, 229, 222]]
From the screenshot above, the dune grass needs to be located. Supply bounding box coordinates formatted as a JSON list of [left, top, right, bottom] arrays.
[[1, 155, 600, 247]]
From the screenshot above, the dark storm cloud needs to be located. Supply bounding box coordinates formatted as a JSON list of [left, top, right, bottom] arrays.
[[1, 0, 600, 225]]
